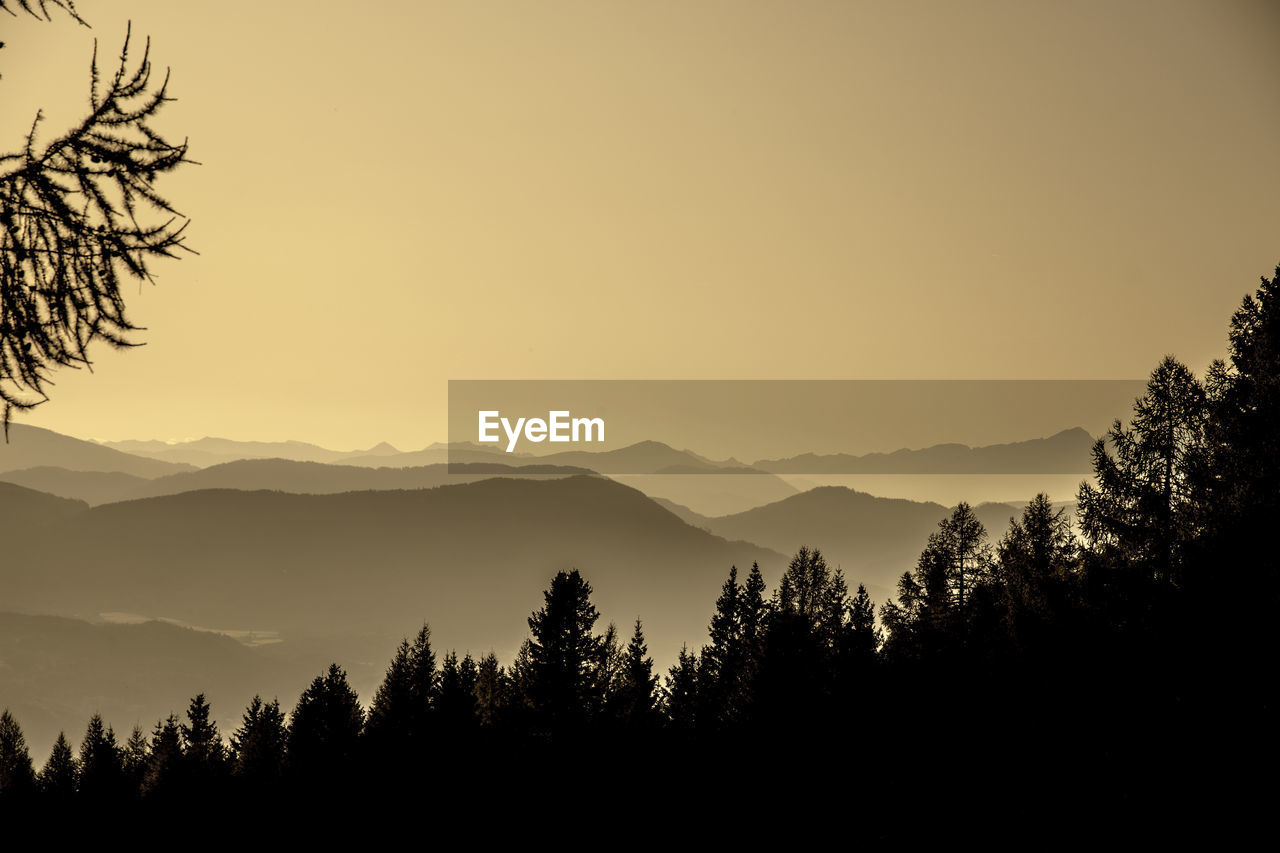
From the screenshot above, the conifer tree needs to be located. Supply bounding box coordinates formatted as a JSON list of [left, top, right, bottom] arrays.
[[77, 713, 122, 798], [663, 644, 699, 730], [182, 693, 226, 783], [846, 583, 881, 662], [143, 714, 182, 796], [437, 651, 481, 729], [40, 732, 78, 798], [609, 618, 661, 729], [230, 696, 287, 785], [286, 663, 364, 782], [120, 725, 150, 796], [0, 709, 36, 797], [365, 624, 436, 754], [1078, 357, 1207, 587], [525, 569, 605, 734], [473, 652, 510, 728], [699, 566, 744, 727]]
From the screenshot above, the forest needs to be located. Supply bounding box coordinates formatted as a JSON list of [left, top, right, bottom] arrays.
[[1, 268, 1277, 836]]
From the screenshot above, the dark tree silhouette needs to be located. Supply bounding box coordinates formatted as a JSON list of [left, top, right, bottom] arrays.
[[1078, 357, 1207, 587], [525, 569, 605, 734], [142, 713, 181, 796], [662, 644, 699, 730], [698, 565, 746, 728], [286, 663, 364, 783], [230, 696, 286, 786], [120, 725, 149, 795], [182, 693, 226, 787], [77, 713, 121, 798], [436, 651, 480, 729], [989, 493, 1079, 655], [365, 624, 436, 759], [608, 618, 661, 729], [0, 0, 193, 430], [1202, 266, 1280, 596], [0, 709, 36, 797], [473, 652, 510, 728], [39, 731, 77, 797]]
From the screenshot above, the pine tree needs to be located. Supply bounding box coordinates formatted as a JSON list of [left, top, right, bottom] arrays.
[[1078, 356, 1207, 587], [39, 732, 78, 798], [365, 624, 436, 757], [437, 651, 480, 729], [0, 709, 36, 797], [525, 569, 605, 734], [663, 644, 699, 730], [846, 583, 881, 662], [77, 713, 122, 798], [182, 693, 226, 784], [120, 726, 150, 797], [699, 566, 744, 727], [230, 696, 287, 785], [609, 618, 660, 729], [286, 663, 364, 783], [991, 494, 1079, 653], [775, 546, 851, 645], [142, 714, 183, 797], [473, 652, 510, 728]]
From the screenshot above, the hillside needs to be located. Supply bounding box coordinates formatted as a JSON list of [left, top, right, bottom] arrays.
[[0, 424, 195, 477], [0, 476, 783, 671]]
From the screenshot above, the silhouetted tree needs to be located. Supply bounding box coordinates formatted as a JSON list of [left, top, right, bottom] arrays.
[[39, 731, 77, 798], [663, 644, 699, 730], [608, 618, 661, 729], [142, 714, 182, 796], [1078, 357, 1207, 588], [120, 725, 149, 796], [775, 546, 850, 643], [1201, 266, 1280, 607], [593, 621, 626, 717], [437, 651, 480, 730], [473, 652, 510, 728], [525, 569, 605, 734], [0, 709, 36, 797], [844, 583, 881, 663], [77, 713, 122, 798], [698, 565, 746, 727], [365, 624, 436, 758], [881, 507, 988, 662], [230, 696, 287, 786], [989, 494, 1079, 655], [0, 2, 194, 430], [181, 693, 226, 787], [286, 663, 364, 783]]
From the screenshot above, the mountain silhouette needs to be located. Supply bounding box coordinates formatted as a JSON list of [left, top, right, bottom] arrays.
[[697, 486, 1028, 602], [0, 424, 195, 477], [0, 476, 782, 673], [753, 427, 1096, 473]]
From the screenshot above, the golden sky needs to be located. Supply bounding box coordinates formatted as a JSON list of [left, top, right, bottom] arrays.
[[4, 0, 1279, 450]]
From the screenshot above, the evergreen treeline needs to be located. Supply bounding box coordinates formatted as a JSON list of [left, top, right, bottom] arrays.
[[2, 268, 1278, 834]]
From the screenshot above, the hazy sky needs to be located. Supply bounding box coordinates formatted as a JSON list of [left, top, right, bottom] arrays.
[[4, 0, 1278, 450]]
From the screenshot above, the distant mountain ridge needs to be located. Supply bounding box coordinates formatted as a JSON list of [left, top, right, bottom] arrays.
[[94, 429, 1097, 474], [1, 459, 596, 506], [0, 424, 195, 478], [0, 475, 783, 674], [752, 427, 1096, 474]]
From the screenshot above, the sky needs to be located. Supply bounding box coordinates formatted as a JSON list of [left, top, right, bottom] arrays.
[[3, 0, 1279, 450]]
